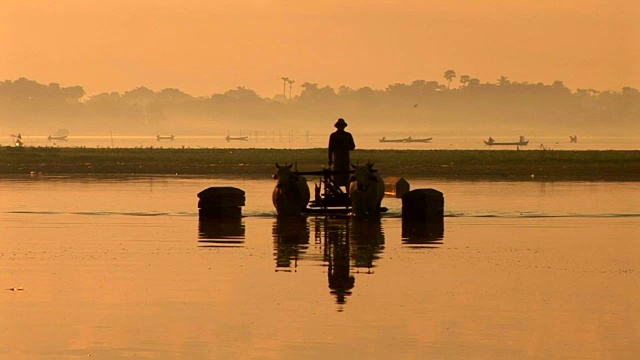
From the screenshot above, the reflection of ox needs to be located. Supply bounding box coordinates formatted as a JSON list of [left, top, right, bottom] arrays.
[[272, 163, 310, 216], [348, 163, 385, 217]]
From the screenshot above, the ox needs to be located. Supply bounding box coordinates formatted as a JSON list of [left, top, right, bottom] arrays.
[[348, 163, 385, 217], [272, 163, 310, 216]]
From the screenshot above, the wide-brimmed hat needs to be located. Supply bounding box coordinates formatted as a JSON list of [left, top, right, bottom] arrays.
[[334, 118, 348, 128]]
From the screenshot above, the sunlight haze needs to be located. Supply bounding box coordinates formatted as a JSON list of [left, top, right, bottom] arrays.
[[2, 0, 638, 97]]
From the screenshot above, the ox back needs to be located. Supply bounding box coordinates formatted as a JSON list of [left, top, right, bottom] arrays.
[[349, 164, 385, 217], [272, 164, 310, 216]]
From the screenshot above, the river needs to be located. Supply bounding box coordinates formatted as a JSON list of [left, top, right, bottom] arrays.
[[1, 176, 639, 359]]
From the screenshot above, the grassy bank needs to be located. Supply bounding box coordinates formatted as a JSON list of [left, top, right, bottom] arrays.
[[2, 146, 640, 180]]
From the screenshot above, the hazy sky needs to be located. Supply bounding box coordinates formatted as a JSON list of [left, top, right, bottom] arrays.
[[2, 0, 638, 97]]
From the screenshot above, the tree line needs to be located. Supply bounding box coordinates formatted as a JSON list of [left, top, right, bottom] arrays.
[[1, 71, 639, 134]]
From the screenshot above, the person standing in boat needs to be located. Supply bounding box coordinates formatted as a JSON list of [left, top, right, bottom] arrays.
[[328, 118, 355, 192]]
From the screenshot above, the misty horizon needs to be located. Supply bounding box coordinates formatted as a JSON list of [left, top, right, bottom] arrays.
[[2, 75, 639, 138], [1, 73, 637, 101]]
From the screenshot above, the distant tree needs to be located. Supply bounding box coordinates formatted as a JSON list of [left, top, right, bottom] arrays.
[[575, 89, 590, 97], [287, 79, 295, 99], [122, 87, 156, 105], [622, 87, 639, 96], [299, 82, 319, 95], [338, 85, 354, 96], [497, 76, 510, 87], [356, 86, 376, 94], [298, 82, 337, 104], [444, 69, 456, 89], [551, 80, 571, 95], [86, 92, 122, 103], [61, 86, 85, 100], [467, 78, 481, 87], [459, 75, 471, 87], [281, 77, 289, 98], [223, 86, 261, 100], [157, 88, 193, 102], [410, 79, 442, 93], [354, 86, 379, 99], [4, 77, 48, 100], [576, 88, 599, 97], [385, 82, 411, 97], [85, 92, 124, 120]]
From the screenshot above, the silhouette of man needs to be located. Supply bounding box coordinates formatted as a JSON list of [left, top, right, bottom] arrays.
[[328, 118, 355, 191]]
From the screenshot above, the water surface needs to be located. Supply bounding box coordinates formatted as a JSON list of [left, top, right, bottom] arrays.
[[1, 177, 639, 359]]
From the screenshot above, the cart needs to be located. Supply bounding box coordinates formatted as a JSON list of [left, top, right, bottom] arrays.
[[297, 169, 354, 215]]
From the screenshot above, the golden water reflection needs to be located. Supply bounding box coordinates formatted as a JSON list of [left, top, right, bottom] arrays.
[[198, 213, 444, 307], [272, 217, 388, 306], [401, 220, 444, 248], [272, 217, 310, 270], [198, 216, 246, 247]]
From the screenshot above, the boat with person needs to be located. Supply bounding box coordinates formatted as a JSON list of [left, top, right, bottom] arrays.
[[11, 133, 24, 147], [379, 136, 432, 143], [484, 136, 529, 146], [156, 135, 175, 141]]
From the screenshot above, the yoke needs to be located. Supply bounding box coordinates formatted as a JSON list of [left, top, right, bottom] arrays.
[[295, 168, 354, 215]]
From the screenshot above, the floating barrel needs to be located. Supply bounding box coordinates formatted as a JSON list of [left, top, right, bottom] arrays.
[[197, 186, 245, 218], [384, 176, 410, 198], [401, 188, 444, 222]]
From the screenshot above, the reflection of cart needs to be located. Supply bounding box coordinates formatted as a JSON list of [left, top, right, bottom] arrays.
[[297, 169, 354, 215]]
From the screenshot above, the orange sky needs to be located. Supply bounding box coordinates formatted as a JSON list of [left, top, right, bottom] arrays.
[[2, 0, 638, 97]]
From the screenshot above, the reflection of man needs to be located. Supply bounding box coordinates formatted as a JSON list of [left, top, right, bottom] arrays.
[[328, 118, 355, 191], [327, 221, 354, 305]]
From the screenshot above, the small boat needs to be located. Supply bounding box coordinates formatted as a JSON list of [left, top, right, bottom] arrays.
[[484, 136, 529, 146], [379, 137, 407, 143], [405, 136, 432, 143], [569, 135, 578, 143], [225, 135, 248, 142], [48, 135, 68, 141], [156, 135, 175, 141], [48, 129, 69, 141], [379, 136, 432, 143]]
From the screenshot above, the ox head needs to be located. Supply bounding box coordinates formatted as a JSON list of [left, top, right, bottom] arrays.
[[350, 162, 379, 191], [273, 163, 298, 188]]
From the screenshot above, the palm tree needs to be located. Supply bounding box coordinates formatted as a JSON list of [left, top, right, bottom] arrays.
[[444, 70, 456, 90], [281, 77, 289, 97], [497, 76, 510, 86], [287, 79, 295, 99]]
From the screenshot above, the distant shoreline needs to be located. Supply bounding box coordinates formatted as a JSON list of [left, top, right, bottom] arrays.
[[2, 146, 640, 181]]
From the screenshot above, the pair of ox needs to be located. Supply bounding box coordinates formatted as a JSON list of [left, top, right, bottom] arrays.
[[272, 162, 384, 218]]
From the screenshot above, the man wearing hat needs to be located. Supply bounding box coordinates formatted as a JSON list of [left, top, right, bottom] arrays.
[[328, 118, 356, 191]]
